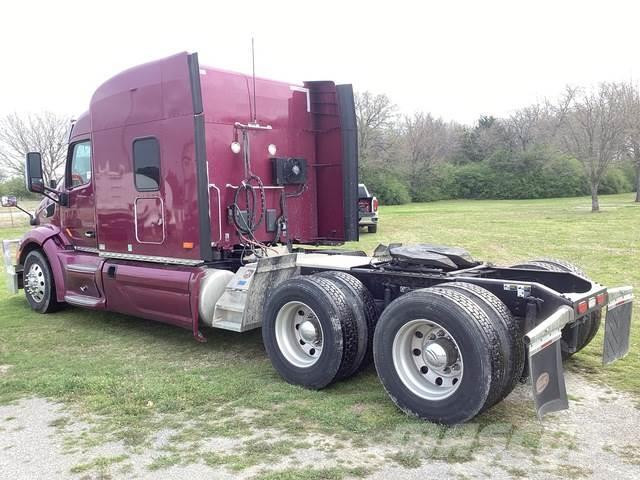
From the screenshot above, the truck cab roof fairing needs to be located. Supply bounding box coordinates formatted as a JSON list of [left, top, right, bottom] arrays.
[[90, 52, 196, 131], [89, 52, 207, 262]]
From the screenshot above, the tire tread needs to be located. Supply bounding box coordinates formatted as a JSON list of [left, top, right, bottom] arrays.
[[429, 287, 506, 412], [315, 271, 378, 369], [305, 276, 360, 381], [440, 282, 524, 404]]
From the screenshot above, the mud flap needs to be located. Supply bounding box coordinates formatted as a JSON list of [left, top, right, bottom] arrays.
[[603, 286, 634, 365], [529, 339, 567, 419], [524, 306, 573, 419]]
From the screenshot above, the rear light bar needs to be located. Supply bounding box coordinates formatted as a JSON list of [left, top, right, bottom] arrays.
[[577, 292, 607, 315]]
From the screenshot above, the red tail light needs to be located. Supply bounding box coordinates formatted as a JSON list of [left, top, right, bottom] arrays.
[[577, 301, 588, 315], [372, 197, 379, 211], [596, 293, 607, 305]]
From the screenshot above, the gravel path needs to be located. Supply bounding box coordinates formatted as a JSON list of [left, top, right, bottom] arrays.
[[0, 371, 639, 479]]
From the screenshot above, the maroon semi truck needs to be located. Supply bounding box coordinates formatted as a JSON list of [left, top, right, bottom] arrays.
[[1, 52, 634, 424]]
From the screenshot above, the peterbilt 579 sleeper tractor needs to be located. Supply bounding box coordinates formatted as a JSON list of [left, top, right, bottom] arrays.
[[1, 52, 634, 425]]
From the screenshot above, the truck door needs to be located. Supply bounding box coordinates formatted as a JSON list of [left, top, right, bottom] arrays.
[[63, 139, 97, 249]]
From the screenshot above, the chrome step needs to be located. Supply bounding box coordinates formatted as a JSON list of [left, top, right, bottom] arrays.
[[64, 294, 103, 308]]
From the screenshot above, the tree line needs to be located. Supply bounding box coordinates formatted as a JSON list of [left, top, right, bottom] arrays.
[[356, 82, 640, 211], [1, 83, 640, 213]]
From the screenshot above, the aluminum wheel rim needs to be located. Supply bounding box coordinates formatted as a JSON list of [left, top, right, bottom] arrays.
[[392, 319, 464, 401], [25, 263, 46, 303], [275, 301, 324, 368]]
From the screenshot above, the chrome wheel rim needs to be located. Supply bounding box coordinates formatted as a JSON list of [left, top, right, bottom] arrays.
[[25, 263, 46, 303], [275, 301, 323, 368], [392, 319, 464, 401]]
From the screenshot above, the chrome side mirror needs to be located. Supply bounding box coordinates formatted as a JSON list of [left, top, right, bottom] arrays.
[[1, 195, 17, 208]]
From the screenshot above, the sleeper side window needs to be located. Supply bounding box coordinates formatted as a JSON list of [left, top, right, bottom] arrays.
[[133, 137, 161, 192], [69, 141, 92, 188]]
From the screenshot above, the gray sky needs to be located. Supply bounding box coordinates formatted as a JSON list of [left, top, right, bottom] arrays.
[[2, 0, 639, 125]]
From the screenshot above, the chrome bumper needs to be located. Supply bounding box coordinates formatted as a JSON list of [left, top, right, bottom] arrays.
[[2, 239, 20, 295], [358, 214, 378, 225], [524, 286, 633, 419]]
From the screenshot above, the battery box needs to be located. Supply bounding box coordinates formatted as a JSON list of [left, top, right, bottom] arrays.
[[271, 157, 308, 185]]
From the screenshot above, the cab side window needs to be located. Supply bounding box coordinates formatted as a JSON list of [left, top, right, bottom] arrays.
[[133, 137, 161, 191], [69, 141, 92, 187]]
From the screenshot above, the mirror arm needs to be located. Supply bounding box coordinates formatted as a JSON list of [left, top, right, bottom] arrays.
[[42, 187, 67, 206], [42, 191, 59, 203], [13, 204, 39, 226]]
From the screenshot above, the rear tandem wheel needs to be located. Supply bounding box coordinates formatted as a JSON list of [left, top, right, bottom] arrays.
[[262, 275, 360, 389], [511, 258, 602, 359], [373, 286, 515, 424]]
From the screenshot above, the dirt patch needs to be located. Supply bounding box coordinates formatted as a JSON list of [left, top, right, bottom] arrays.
[[0, 365, 12, 376], [1, 371, 639, 479]]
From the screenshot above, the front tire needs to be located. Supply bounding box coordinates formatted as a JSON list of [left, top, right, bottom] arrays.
[[368, 225, 377, 234], [23, 250, 60, 313]]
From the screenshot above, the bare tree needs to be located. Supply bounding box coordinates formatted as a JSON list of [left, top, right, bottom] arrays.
[[0, 112, 70, 184], [542, 86, 578, 141], [560, 83, 626, 212], [354, 91, 398, 168], [507, 104, 542, 152], [620, 82, 640, 202], [401, 112, 451, 191]]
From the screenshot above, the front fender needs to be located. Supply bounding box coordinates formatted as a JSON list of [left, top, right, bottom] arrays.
[[18, 225, 65, 260], [19, 225, 71, 303]]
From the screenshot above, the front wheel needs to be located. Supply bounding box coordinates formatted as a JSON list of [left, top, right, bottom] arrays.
[[23, 250, 60, 313], [367, 225, 378, 234]]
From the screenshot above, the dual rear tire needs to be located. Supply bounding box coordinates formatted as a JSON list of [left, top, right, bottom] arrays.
[[262, 273, 378, 389], [373, 284, 523, 424], [263, 273, 522, 424]]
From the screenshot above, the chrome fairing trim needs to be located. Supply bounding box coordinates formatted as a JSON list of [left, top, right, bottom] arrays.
[[74, 246, 100, 254], [98, 250, 203, 266]]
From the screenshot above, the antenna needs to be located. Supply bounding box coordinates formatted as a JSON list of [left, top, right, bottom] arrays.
[[251, 37, 257, 124]]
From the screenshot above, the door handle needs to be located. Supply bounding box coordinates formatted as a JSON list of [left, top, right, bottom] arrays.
[[107, 265, 116, 278], [84, 231, 95, 238]]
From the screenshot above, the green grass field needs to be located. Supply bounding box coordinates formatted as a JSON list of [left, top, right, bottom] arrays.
[[0, 193, 638, 476], [346, 193, 640, 395]]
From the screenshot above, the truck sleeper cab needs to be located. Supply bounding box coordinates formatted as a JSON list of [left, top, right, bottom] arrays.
[[1, 52, 634, 425]]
